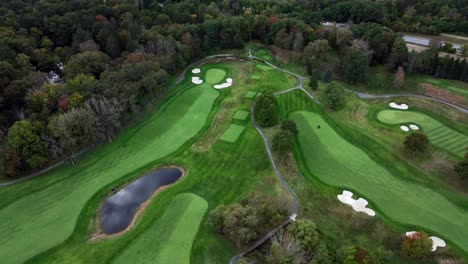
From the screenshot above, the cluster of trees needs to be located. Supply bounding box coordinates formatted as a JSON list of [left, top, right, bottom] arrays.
[[207, 192, 291, 248], [324, 81, 346, 111], [1, 0, 467, 178], [321, 0, 468, 34], [404, 132, 430, 153], [272, 120, 298, 161], [253, 91, 279, 127]]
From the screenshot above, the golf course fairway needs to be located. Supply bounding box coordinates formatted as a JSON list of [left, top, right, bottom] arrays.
[[377, 110, 468, 157], [291, 110, 468, 253], [113, 193, 208, 264], [0, 86, 218, 264]]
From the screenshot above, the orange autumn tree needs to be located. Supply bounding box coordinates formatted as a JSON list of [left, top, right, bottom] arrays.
[[401, 232, 432, 259]]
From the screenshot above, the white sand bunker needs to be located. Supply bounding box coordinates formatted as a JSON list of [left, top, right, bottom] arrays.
[[192, 68, 201, 74], [192, 77, 203, 85], [400, 125, 409, 132], [409, 124, 419, 130], [337, 190, 376, 216], [405, 231, 446, 251], [213, 78, 233, 89], [389, 102, 408, 110]]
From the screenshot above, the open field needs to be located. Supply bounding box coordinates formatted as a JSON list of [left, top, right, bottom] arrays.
[[113, 193, 208, 264], [376, 109, 468, 157], [290, 109, 468, 256]]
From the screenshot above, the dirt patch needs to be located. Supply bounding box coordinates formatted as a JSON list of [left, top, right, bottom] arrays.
[[420, 83, 466, 105], [90, 165, 186, 241]]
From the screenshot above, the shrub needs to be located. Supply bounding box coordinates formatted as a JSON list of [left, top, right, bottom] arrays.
[[404, 132, 429, 152]]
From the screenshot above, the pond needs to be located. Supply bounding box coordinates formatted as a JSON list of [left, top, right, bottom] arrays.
[[100, 167, 183, 234]]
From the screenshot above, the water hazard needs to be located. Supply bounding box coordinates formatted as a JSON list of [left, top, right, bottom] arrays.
[[100, 167, 183, 234]]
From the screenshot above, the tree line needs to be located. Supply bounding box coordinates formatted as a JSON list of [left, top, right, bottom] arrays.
[[1, 0, 468, 178]]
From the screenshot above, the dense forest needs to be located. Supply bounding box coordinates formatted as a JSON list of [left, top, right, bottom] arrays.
[[1, 0, 468, 178]]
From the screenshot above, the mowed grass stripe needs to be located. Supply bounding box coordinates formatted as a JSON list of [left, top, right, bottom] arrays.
[[0, 87, 219, 264], [291, 110, 468, 253], [113, 193, 208, 264], [377, 110, 468, 157]]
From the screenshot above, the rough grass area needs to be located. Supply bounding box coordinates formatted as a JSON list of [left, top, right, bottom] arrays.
[[113, 193, 208, 264], [291, 110, 468, 256], [205, 68, 227, 84], [219, 124, 246, 143], [245, 91, 257, 99], [232, 110, 249, 121], [0, 85, 219, 264], [249, 74, 261, 80], [377, 110, 468, 157]]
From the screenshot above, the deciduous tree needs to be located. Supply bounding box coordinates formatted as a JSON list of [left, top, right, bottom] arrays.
[[393, 66, 406, 89], [401, 232, 432, 259], [254, 91, 278, 127], [404, 132, 429, 153]]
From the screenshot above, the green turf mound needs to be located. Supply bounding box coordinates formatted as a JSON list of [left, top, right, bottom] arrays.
[[205, 68, 227, 84], [219, 124, 246, 143], [245, 91, 257, 99], [291, 110, 468, 253], [255, 64, 274, 71], [377, 110, 468, 157], [249, 74, 261, 80], [0, 87, 218, 264], [114, 193, 208, 264], [232, 110, 249, 121]]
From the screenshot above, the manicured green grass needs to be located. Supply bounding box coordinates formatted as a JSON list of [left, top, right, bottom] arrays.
[[0, 84, 219, 264], [232, 110, 249, 121], [205, 68, 227, 84], [245, 91, 257, 99], [219, 124, 246, 143], [291, 110, 468, 255], [113, 193, 208, 264], [377, 110, 468, 157], [255, 64, 274, 71], [6, 61, 277, 264], [249, 74, 261, 80], [249, 64, 298, 92]]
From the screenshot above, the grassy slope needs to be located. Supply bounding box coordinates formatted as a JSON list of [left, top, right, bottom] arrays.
[[290, 109, 468, 256], [113, 193, 208, 264], [13, 61, 281, 264], [0, 84, 219, 264], [376, 109, 468, 157]]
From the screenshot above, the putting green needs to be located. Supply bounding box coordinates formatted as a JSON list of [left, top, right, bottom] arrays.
[[205, 68, 227, 84], [377, 110, 468, 157], [291, 110, 468, 253], [0, 86, 218, 264], [113, 193, 208, 264], [255, 64, 274, 71], [245, 91, 257, 99], [232, 110, 249, 121], [219, 124, 246, 143]]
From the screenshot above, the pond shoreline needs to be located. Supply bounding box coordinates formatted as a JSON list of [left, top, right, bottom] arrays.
[[90, 165, 186, 241]]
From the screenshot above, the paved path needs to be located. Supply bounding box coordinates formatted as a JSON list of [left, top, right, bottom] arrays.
[[348, 90, 468, 114], [229, 51, 314, 263]]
